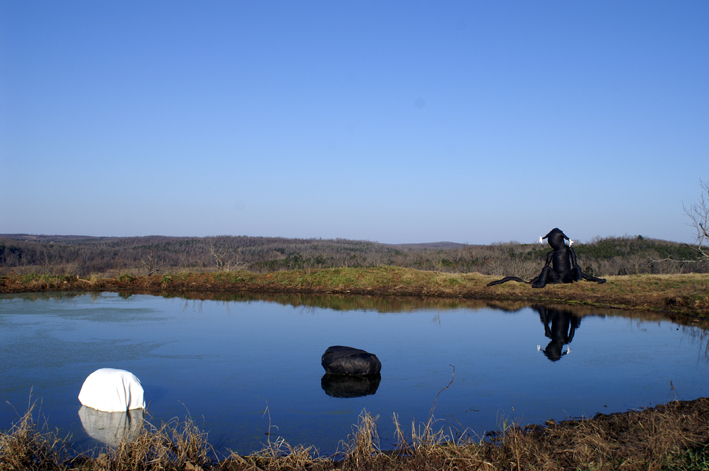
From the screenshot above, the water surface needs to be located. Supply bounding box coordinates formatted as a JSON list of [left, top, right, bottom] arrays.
[[1, 292, 707, 456]]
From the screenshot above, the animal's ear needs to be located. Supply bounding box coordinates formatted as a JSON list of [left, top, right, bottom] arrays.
[[569, 240, 574, 246], [539, 236, 544, 244]]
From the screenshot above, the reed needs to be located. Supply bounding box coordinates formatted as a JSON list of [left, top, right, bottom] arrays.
[[98, 416, 214, 471], [0, 402, 70, 471], [340, 409, 385, 470], [3, 398, 709, 470]]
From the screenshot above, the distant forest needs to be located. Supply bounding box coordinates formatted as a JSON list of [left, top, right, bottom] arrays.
[[0, 233, 707, 278]]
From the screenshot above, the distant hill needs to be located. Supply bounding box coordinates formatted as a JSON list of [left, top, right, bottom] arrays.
[[1, 234, 104, 241], [1, 234, 183, 242], [0, 233, 706, 277], [389, 241, 471, 250]]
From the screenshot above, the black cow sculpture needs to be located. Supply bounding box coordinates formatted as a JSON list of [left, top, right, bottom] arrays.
[[534, 305, 581, 362], [487, 228, 606, 288], [321, 346, 381, 375]]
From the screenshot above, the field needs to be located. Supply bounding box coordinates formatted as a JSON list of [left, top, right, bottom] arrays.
[[2, 266, 708, 319]]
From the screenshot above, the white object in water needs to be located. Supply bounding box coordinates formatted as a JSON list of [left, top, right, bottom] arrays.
[[78, 406, 144, 447], [78, 368, 145, 412]]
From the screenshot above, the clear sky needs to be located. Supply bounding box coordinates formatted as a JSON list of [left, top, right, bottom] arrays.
[[1, 1, 707, 245]]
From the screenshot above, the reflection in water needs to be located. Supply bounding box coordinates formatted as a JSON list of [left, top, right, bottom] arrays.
[[3, 292, 708, 457], [534, 305, 581, 362], [6, 291, 709, 333], [78, 406, 144, 447], [321, 373, 381, 398], [153, 291, 495, 314]]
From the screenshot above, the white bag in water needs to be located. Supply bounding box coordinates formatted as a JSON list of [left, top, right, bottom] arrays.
[[78, 406, 144, 447], [78, 368, 145, 412]]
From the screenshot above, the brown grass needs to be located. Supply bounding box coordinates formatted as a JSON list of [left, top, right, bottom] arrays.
[[92, 416, 214, 471], [2, 398, 709, 470], [2, 267, 709, 318], [0, 403, 70, 471]]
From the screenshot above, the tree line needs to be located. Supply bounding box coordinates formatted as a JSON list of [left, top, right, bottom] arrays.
[[1, 233, 707, 278]]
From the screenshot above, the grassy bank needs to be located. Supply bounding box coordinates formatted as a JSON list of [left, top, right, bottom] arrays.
[[1, 266, 708, 318], [2, 398, 709, 470]]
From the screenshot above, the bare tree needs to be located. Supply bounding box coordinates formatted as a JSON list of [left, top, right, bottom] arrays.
[[40, 245, 60, 274], [208, 242, 245, 272], [683, 179, 709, 260], [140, 249, 160, 276]]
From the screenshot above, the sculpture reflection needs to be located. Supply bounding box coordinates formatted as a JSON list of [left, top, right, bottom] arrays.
[[321, 373, 381, 398], [534, 305, 581, 362], [78, 406, 144, 447]]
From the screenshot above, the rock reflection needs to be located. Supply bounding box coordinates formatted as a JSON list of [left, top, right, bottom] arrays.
[[321, 373, 381, 398], [534, 305, 581, 362], [78, 406, 144, 447]]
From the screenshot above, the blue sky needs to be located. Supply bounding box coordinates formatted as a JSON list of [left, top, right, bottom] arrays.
[[1, 1, 707, 244]]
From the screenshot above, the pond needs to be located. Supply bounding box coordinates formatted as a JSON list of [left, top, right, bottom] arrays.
[[1, 292, 708, 456]]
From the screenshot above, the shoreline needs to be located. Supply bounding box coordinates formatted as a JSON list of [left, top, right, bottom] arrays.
[[2, 397, 708, 470], [2, 266, 708, 319]]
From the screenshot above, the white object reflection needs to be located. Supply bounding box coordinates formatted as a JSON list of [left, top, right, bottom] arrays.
[[78, 406, 144, 447]]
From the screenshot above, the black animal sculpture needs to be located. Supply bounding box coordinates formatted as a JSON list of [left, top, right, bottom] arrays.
[[321, 346, 381, 376], [534, 305, 581, 362], [487, 228, 606, 288]]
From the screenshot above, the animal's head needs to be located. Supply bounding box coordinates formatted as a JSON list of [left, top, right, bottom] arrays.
[[541, 228, 570, 250]]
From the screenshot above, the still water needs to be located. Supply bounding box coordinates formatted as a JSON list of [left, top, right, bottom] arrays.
[[1, 292, 708, 456]]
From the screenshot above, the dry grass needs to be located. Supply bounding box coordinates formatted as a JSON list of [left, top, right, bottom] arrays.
[[2, 268, 709, 318], [3, 398, 709, 470], [326, 410, 382, 471], [91, 416, 214, 471], [0, 402, 71, 471]]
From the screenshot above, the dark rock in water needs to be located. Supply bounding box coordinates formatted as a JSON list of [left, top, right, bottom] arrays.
[[321, 345, 381, 375], [321, 373, 381, 398]]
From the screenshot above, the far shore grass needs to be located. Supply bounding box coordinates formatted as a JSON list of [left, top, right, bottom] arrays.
[[2, 266, 708, 318]]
